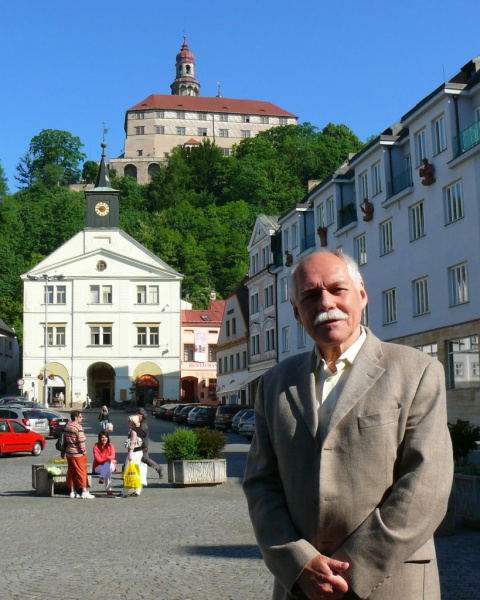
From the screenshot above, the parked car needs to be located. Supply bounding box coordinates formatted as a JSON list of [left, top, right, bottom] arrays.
[[38, 409, 68, 438], [172, 404, 193, 422], [238, 412, 255, 439], [0, 419, 46, 456], [0, 396, 29, 405], [17, 401, 46, 410], [0, 397, 46, 409], [187, 405, 205, 426], [175, 405, 196, 425], [193, 406, 218, 429], [165, 404, 188, 421], [0, 406, 50, 436], [231, 408, 254, 433], [215, 404, 252, 431], [153, 403, 177, 419]]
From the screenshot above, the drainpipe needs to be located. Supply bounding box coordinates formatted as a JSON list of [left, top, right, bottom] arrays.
[[267, 264, 278, 366]]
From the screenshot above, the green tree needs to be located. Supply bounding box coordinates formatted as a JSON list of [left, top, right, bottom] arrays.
[[15, 129, 86, 187], [0, 160, 9, 198], [82, 160, 99, 184]]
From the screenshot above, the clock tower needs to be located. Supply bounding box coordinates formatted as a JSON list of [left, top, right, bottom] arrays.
[[85, 142, 120, 229]]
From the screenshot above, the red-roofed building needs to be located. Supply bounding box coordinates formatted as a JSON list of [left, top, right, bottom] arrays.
[[109, 37, 297, 183], [181, 292, 225, 405]]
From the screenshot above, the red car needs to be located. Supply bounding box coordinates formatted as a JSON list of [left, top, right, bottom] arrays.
[[0, 419, 46, 456]]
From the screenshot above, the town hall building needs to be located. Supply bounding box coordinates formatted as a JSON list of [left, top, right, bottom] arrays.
[[21, 144, 183, 408]]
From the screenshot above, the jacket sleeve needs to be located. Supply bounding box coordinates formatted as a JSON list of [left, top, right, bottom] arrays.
[[243, 377, 319, 595], [332, 359, 454, 599]]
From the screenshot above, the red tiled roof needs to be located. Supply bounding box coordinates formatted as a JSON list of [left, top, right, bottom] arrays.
[[182, 299, 226, 326], [129, 94, 297, 118]]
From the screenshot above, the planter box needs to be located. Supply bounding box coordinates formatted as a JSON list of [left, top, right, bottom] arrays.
[[454, 473, 480, 527], [32, 463, 92, 497], [167, 459, 227, 487]]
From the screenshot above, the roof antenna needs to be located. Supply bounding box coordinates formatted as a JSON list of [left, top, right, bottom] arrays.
[[216, 81, 222, 98]]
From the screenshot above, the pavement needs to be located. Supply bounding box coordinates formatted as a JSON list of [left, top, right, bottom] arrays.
[[1, 408, 479, 599]]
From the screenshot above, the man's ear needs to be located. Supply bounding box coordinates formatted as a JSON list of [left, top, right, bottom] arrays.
[[359, 283, 368, 310]]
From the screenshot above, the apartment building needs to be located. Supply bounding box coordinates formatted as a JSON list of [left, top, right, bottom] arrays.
[[216, 280, 250, 405], [272, 56, 480, 423], [181, 293, 225, 405]]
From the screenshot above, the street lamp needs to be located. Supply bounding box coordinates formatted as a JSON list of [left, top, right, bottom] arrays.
[[27, 273, 65, 408]]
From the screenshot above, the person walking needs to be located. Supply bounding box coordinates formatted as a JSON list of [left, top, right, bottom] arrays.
[[58, 391, 65, 407], [62, 409, 94, 499], [119, 415, 147, 497], [136, 407, 163, 478], [98, 405, 109, 432], [243, 250, 453, 600], [92, 430, 117, 497]]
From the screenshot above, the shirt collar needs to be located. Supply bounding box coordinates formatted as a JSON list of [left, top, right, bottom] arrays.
[[315, 327, 366, 370]]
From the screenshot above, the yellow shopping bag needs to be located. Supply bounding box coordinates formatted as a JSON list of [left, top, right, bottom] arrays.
[[123, 461, 141, 489]]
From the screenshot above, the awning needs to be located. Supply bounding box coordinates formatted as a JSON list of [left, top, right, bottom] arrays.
[[219, 369, 268, 395], [46, 376, 65, 387]]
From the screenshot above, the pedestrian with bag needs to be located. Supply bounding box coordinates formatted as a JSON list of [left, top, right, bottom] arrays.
[[119, 415, 147, 497], [136, 407, 163, 478], [92, 430, 117, 497], [98, 405, 110, 432]]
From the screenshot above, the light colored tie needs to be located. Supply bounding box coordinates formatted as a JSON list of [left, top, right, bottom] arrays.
[[316, 361, 346, 444]]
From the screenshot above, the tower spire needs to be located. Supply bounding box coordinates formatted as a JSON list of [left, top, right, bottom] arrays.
[[170, 36, 201, 96], [94, 139, 111, 190]]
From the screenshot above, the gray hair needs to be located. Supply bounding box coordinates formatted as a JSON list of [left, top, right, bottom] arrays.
[[288, 250, 363, 303]]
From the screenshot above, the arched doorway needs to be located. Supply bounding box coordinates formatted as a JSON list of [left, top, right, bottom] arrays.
[[135, 374, 159, 408], [88, 362, 115, 407], [181, 377, 197, 403], [147, 163, 160, 182], [124, 164, 137, 180], [47, 375, 66, 407]]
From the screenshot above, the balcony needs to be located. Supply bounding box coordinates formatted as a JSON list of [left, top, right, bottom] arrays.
[[300, 232, 316, 253], [454, 120, 480, 157], [387, 167, 413, 198], [337, 203, 357, 230]]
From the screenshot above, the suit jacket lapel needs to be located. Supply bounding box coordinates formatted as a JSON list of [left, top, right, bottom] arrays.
[[288, 349, 318, 440], [327, 330, 385, 434]]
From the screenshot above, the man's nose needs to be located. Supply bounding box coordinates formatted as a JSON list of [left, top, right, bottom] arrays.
[[318, 290, 336, 311]]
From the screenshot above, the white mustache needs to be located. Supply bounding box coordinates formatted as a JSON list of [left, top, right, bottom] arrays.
[[314, 309, 349, 326]]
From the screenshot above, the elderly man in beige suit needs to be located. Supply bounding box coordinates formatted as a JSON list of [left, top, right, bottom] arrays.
[[243, 250, 453, 600]]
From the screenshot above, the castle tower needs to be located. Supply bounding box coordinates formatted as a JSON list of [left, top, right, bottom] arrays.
[[170, 36, 201, 96]]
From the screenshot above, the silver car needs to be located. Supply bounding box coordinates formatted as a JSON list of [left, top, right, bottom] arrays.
[[0, 407, 49, 436]]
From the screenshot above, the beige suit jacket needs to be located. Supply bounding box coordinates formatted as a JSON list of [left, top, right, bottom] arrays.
[[243, 329, 453, 600]]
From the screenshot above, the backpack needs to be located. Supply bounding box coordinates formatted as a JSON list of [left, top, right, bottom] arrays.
[[55, 429, 66, 453]]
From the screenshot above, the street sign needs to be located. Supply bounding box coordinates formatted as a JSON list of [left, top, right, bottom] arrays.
[[17, 378, 24, 388]]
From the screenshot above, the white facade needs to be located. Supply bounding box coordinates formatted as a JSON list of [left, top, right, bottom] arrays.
[[22, 229, 183, 407], [216, 286, 250, 405], [271, 56, 480, 423], [246, 215, 281, 380], [0, 318, 20, 395]]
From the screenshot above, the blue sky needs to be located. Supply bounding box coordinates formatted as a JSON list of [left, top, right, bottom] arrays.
[[1, 0, 479, 190]]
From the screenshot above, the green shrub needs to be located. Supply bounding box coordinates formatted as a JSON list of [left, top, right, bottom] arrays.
[[161, 426, 227, 461], [194, 427, 227, 459], [162, 428, 200, 462], [448, 419, 480, 466]]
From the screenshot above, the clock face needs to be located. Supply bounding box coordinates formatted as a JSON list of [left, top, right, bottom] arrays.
[[95, 202, 109, 216]]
